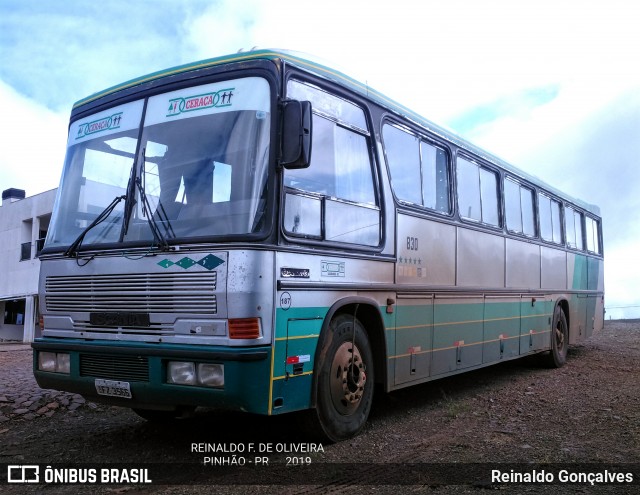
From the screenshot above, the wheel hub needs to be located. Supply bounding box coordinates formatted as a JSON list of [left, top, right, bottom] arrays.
[[329, 341, 367, 415]]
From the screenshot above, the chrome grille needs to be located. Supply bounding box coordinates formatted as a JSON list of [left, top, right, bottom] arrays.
[[45, 272, 217, 314], [80, 354, 149, 382]]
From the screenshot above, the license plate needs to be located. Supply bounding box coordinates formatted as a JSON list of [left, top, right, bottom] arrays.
[[95, 379, 132, 399]]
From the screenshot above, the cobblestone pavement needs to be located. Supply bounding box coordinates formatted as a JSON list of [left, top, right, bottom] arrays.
[[0, 344, 97, 423]]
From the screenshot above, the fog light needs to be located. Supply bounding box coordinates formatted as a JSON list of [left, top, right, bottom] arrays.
[[197, 363, 224, 387], [167, 361, 196, 385], [38, 352, 57, 372]]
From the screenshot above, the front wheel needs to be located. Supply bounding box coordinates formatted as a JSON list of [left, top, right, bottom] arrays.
[[543, 305, 569, 368], [309, 314, 374, 442]]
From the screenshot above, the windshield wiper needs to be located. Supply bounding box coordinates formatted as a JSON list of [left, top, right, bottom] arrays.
[[64, 194, 126, 258], [135, 147, 175, 250], [119, 153, 138, 241]]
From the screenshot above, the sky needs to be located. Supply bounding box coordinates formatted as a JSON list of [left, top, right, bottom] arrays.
[[0, 0, 638, 318]]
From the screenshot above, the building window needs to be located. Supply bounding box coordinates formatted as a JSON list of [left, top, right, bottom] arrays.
[[20, 242, 32, 261], [4, 299, 26, 325]]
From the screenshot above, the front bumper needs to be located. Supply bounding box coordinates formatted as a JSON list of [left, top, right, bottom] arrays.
[[32, 339, 272, 415]]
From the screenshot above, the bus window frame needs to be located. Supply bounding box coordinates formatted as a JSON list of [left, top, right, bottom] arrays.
[[280, 71, 385, 253], [564, 203, 586, 252], [503, 175, 537, 239], [584, 214, 603, 255], [537, 191, 565, 246], [455, 152, 503, 232], [381, 119, 454, 218]]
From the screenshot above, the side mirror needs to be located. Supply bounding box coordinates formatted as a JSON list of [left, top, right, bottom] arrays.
[[281, 100, 312, 169]]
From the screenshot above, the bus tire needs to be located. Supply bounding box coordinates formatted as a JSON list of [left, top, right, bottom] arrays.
[[544, 305, 569, 368], [309, 313, 374, 442]]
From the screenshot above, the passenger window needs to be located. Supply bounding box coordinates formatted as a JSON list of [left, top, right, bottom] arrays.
[[383, 124, 450, 213], [383, 125, 421, 204], [505, 178, 535, 236], [457, 157, 499, 226], [565, 206, 584, 250], [539, 193, 562, 244], [420, 141, 450, 213], [585, 216, 601, 254]]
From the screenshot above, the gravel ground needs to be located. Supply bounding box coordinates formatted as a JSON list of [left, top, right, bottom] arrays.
[[0, 320, 638, 494]]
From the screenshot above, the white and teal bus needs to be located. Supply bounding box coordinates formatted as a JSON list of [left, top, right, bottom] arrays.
[[33, 50, 604, 442]]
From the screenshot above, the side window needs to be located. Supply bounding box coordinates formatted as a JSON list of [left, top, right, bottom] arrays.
[[383, 124, 451, 213], [505, 178, 535, 236], [421, 141, 450, 213], [283, 80, 379, 246], [585, 216, 601, 254], [457, 157, 499, 226], [565, 206, 584, 250], [383, 125, 421, 204], [539, 193, 563, 244]]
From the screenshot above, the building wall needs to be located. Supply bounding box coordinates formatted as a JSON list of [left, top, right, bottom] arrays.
[[0, 189, 57, 342]]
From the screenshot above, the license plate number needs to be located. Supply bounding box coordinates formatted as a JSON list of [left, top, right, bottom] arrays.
[[95, 379, 132, 399]]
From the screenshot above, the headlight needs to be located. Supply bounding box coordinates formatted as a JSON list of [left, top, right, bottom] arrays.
[[38, 352, 70, 374], [38, 352, 57, 372], [167, 361, 197, 385], [166, 361, 224, 388], [197, 363, 224, 387], [56, 353, 71, 374]]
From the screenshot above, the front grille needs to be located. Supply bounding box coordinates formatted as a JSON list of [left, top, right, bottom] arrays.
[[45, 272, 217, 314], [80, 354, 149, 382]]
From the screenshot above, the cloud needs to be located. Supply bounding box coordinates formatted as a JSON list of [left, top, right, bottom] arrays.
[[0, 1, 211, 111], [0, 80, 67, 194]]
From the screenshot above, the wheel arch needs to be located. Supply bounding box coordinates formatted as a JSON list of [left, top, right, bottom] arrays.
[[310, 296, 387, 408]]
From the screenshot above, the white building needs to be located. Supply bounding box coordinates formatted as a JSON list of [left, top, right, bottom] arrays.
[[0, 187, 57, 342]]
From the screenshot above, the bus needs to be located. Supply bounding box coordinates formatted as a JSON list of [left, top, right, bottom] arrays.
[[33, 49, 604, 442]]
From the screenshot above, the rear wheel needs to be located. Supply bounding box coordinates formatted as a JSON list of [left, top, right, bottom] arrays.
[[309, 314, 374, 442], [544, 305, 569, 368]]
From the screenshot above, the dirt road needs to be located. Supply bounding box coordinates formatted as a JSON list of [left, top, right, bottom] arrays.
[[1, 320, 638, 494]]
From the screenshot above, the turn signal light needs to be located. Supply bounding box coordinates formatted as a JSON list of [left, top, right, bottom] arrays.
[[229, 318, 261, 339]]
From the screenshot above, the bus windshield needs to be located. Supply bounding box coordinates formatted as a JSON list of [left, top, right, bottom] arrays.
[[46, 77, 271, 251]]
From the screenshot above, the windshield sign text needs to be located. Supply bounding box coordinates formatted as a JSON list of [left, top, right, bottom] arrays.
[[75, 112, 123, 140], [167, 88, 234, 117]]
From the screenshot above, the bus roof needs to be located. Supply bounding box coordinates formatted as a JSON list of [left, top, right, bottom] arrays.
[[73, 49, 600, 216]]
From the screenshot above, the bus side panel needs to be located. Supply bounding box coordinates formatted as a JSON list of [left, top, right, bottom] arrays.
[[394, 296, 433, 385], [541, 246, 567, 290], [520, 296, 553, 353], [567, 252, 587, 341], [396, 214, 456, 287], [587, 256, 605, 336], [506, 239, 541, 289], [457, 228, 505, 288], [272, 305, 327, 415], [483, 296, 521, 363], [432, 297, 483, 375]]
